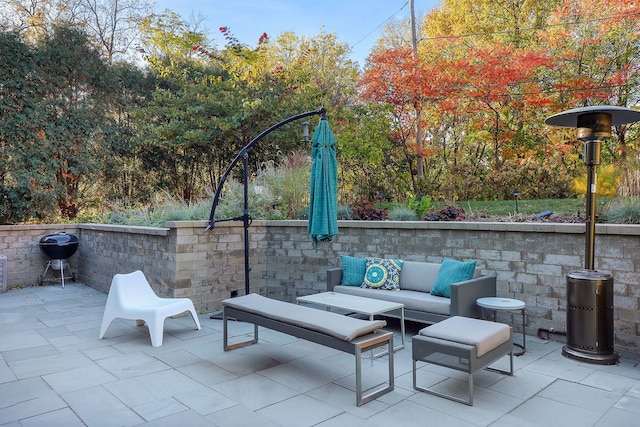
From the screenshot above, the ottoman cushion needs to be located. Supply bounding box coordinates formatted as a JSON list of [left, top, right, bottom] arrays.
[[418, 316, 510, 357]]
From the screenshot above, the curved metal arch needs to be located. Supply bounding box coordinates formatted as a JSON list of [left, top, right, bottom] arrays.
[[206, 107, 327, 299]]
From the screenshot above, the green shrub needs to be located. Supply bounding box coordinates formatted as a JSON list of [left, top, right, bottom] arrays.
[[294, 203, 354, 220], [602, 197, 640, 224], [424, 205, 466, 221], [212, 151, 311, 221], [337, 204, 354, 220], [351, 198, 389, 220], [104, 193, 212, 227], [257, 150, 310, 219], [214, 179, 283, 221], [93, 184, 280, 227], [389, 205, 418, 221], [408, 195, 431, 217], [96, 151, 311, 226]]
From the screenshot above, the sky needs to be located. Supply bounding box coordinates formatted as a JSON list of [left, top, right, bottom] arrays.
[[154, 0, 441, 67]]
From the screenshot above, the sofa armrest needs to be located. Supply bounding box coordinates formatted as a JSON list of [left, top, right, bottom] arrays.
[[450, 275, 497, 318], [326, 268, 343, 291]]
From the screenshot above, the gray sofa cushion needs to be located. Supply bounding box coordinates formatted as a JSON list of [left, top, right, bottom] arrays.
[[222, 293, 387, 342], [399, 261, 441, 292], [333, 285, 450, 315]]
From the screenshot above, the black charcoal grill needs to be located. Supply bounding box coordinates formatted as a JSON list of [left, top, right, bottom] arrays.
[[38, 232, 79, 287]]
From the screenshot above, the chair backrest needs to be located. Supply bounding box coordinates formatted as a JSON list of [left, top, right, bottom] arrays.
[[109, 270, 159, 305]]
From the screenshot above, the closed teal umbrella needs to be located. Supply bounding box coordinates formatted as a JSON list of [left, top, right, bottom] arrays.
[[308, 115, 338, 246]]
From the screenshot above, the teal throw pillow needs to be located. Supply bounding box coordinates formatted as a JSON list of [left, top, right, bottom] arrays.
[[362, 257, 403, 290], [430, 258, 477, 298], [340, 255, 367, 286]]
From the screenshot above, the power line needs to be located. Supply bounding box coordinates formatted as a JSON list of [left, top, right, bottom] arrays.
[[350, 1, 409, 51]]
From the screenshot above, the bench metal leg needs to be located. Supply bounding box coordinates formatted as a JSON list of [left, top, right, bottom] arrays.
[[372, 307, 405, 359], [412, 337, 513, 406], [222, 306, 395, 406], [413, 359, 476, 405], [223, 311, 258, 351], [413, 353, 512, 406], [355, 333, 394, 406]]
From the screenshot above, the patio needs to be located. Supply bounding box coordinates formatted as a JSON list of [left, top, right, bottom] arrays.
[[0, 283, 639, 427]]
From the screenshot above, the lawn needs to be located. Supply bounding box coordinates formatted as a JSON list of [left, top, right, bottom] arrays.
[[430, 197, 613, 218]]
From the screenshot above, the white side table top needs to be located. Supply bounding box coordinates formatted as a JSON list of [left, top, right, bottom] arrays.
[[477, 297, 525, 311]]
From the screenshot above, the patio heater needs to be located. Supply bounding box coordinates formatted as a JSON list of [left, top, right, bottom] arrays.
[[545, 105, 640, 365]]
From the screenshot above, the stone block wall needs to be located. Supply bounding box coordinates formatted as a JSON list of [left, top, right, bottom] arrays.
[[76, 222, 256, 311], [0, 224, 80, 288], [1, 220, 638, 359], [258, 220, 640, 360], [77, 224, 173, 295]]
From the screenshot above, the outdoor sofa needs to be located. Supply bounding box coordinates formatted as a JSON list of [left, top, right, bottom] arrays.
[[327, 256, 497, 324]]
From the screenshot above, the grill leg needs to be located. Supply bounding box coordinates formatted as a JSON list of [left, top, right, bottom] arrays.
[[42, 261, 51, 279], [60, 261, 65, 288]]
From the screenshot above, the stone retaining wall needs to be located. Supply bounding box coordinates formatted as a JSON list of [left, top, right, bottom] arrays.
[[76, 222, 256, 310], [1, 220, 638, 359], [0, 224, 80, 287], [263, 220, 640, 359]]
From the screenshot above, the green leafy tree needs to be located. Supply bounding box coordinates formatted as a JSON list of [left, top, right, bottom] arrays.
[[136, 16, 361, 203], [34, 26, 116, 218], [135, 12, 236, 201], [332, 103, 409, 202], [97, 61, 157, 205], [0, 31, 44, 222], [0, 26, 120, 222]]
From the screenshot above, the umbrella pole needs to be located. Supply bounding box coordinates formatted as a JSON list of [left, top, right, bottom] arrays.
[[242, 152, 251, 296]]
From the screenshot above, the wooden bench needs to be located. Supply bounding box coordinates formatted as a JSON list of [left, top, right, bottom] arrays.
[[222, 293, 394, 406]]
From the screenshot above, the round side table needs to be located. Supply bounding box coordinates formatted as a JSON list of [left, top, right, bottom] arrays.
[[477, 297, 526, 356]]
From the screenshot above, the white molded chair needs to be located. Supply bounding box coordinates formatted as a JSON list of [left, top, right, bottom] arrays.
[[99, 270, 201, 347]]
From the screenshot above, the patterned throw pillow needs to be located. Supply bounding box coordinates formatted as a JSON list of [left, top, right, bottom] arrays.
[[362, 257, 403, 290]]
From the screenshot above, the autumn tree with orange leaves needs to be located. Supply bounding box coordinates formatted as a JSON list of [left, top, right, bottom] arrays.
[[360, 0, 640, 201], [541, 0, 640, 159], [358, 46, 448, 196]]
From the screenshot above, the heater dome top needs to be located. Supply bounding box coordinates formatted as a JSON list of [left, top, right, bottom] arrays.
[[545, 105, 640, 128]]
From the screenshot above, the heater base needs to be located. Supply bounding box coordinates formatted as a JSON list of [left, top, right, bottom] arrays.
[[565, 270, 616, 365], [562, 345, 618, 365]]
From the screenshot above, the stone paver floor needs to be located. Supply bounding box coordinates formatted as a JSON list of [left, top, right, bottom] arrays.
[[1, 284, 639, 426]]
